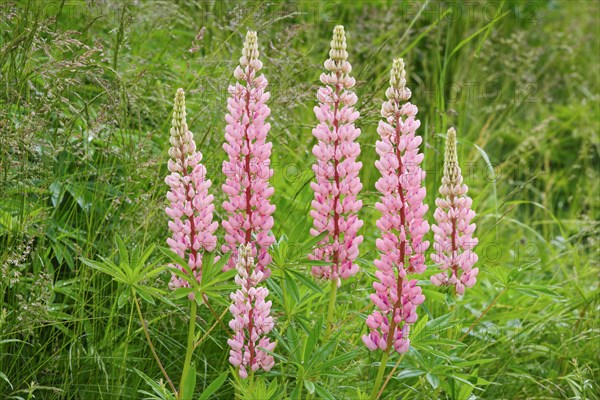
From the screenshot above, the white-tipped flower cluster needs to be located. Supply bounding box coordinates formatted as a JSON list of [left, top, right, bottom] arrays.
[[382, 58, 412, 117], [439, 128, 464, 196], [165, 89, 218, 291], [431, 127, 479, 295], [235, 30, 263, 78], [167, 89, 196, 167], [324, 25, 352, 75]]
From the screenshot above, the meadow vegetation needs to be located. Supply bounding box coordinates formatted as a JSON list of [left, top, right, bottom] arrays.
[[1, 0, 598, 399]]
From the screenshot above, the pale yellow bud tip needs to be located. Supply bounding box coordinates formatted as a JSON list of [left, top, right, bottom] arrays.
[[390, 58, 407, 92], [447, 127, 457, 141], [329, 25, 348, 62]]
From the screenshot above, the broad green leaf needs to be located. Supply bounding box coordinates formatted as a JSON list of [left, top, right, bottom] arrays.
[[426, 372, 440, 389], [197, 371, 228, 400], [115, 235, 129, 269], [313, 383, 335, 400], [396, 369, 426, 379], [117, 290, 130, 309], [303, 380, 315, 394], [283, 270, 300, 303], [288, 270, 323, 294]]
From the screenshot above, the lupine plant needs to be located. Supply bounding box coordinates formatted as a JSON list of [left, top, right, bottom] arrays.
[[165, 88, 219, 292], [309, 25, 364, 329], [430, 127, 479, 295], [363, 58, 430, 399], [164, 88, 220, 399], [222, 30, 276, 280]]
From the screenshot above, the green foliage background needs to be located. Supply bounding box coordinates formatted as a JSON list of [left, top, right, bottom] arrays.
[[1, 0, 598, 398]]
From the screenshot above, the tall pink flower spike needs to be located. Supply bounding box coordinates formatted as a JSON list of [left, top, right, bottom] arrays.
[[430, 127, 479, 295], [309, 25, 364, 283], [363, 59, 430, 354], [228, 243, 276, 379], [165, 89, 218, 290], [222, 31, 276, 279]]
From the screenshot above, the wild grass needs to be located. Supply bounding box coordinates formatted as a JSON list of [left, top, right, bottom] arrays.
[[1, 0, 598, 399]]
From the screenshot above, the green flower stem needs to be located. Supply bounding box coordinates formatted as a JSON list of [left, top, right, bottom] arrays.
[[179, 298, 197, 399], [370, 351, 389, 400]]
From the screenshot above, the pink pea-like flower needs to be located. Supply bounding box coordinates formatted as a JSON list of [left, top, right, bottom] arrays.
[[309, 25, 364, 283], [165, 88, 218, 290], [227, 244, 276, 378], [363, 59, 430, 354], [222, 31, 276, 279], [430, 127, 479, 295]]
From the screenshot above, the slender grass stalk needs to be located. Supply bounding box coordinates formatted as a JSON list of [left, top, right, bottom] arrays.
[[194, 306, 228, 350], [118, 300, 135, 395], [326, 280, 338, 334], [133, 291, 177, 396], [376, 354, 405, 400], [179, 299, 197, 399], [460, 287, 507, 342], [203, 293, 229, 333]]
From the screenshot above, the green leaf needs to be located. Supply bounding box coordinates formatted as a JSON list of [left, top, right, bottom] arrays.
[[426, 372, 440, 389], [513, 284, 561, 298], [173, 287, 195, 300], [160, 247, 197, 287], [134, 368, 175, 399], [313, 383, 335, 400], [397, 369, 426, 380], [0, 371, 12, 389], [197, 371, 228, 400], [287, 324, 301, 363], [303, 380, 315, 394], [115, 235, 129, 269], [304, 317, 322, 363], [136, 287, 156, 305], [80, 257, 128, 284], [317, 350, 359, 372], [288, 270, 323, 294], [117, 290, 130, 309], [284, 270, 300, 303]]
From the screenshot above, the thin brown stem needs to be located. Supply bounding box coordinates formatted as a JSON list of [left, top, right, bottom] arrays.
[[376, 353, 405, 400], [460, 287, 507, 342], [194, 307, 229, 350], [133, 292, 178, 396], [202, 293, 229, 333]]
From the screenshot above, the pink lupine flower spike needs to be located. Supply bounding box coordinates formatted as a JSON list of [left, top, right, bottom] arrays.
[[228, 244, 276, 379], [222, 31, 276, 280], [430, 127, 478, 295], [363, 58, 430, 355], [309, 25, 364, 284], [364, 59, 430, 398], [165, 88, 218, 292]]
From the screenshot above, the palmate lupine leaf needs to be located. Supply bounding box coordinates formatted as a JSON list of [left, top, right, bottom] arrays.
[[80, 236, 165, 306], [159, 246, 235, 305]]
